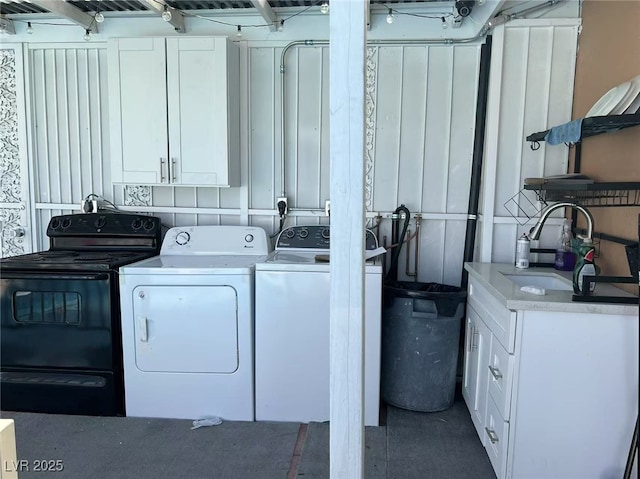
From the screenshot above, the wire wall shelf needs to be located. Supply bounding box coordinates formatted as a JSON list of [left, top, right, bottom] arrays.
[[523, 182, 640, 207]]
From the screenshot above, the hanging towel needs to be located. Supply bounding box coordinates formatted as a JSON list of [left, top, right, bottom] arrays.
[[544, 119, 584, 145]]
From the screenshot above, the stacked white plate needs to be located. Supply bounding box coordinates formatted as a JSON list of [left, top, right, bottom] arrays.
[[585, 74, 640, 117]]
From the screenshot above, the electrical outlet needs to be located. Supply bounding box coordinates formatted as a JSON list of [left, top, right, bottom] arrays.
[[325, 200, 331, 216], [81, 199, 98, 213], [277, 196, 288, 216]]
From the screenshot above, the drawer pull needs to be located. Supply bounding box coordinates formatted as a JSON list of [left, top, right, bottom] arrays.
[[485, 427, 499, 444], [489, 365, 503, 380]]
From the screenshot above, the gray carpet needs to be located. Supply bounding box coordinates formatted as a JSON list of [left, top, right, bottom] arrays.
[[2, 399, 495, 479], [385, 401, 496, 479], [1, 412, 298, 479]]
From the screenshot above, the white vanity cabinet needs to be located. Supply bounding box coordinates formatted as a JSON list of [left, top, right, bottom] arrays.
[[108, 37, 240, 187], [463, 265, 638, 479]]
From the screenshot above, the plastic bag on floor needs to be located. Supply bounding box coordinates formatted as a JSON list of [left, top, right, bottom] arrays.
[[191, 417, 223, 430]]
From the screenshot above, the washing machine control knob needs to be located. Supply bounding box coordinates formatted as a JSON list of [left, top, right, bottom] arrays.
[[299, 228, 309, 238], [175, 231, 191, 246], [245, 234, 254, 243], [321, 228, 330, 239], [285, 229, 295, 239]]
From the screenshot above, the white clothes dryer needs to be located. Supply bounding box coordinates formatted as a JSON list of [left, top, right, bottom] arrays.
[[255, 225, 383, 426], [119, 226, 269, 421]]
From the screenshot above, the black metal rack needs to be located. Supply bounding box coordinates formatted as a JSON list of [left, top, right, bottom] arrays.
[[526, 113, 640, 143], [525, 114, 640, 305], [523, 182, 640, 207]]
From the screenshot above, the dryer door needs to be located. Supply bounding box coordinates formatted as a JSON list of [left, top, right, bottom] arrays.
[[132, 285, 238, 373]]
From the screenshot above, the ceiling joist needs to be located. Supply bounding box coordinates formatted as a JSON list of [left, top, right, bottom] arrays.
[[30, 0, 98, 32], [139, 0, 186, 33], [0, 15, 16, 35], [250, 0, 277, 31]]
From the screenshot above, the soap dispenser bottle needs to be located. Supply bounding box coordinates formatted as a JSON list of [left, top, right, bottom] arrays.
[[572, 238, 597, 294], [554, 219, 576, 271]]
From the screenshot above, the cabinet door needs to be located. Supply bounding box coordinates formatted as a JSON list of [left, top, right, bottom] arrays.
[[166, 37, 239, 186], [108, 38, 169, 184], [462, 304, 492, 442]]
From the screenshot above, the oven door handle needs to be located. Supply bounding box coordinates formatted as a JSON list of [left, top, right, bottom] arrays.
[[3, 273, 111, 281]]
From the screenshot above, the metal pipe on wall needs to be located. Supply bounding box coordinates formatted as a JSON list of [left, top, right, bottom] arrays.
[[461, 36, 492, 289]]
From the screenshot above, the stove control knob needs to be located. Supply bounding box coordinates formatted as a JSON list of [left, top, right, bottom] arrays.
[[299, 228, 309, 238], [95, 217, 106, 229], [321, 228, 330, 239], [285, 229, 295, 239], [143, 219, 156, 231], [50, 218, 61, 230], [131, 218, 143, 230], [245, 234, 254, 243], [61, 218, 72, 229], [175, 231, 191, 246]]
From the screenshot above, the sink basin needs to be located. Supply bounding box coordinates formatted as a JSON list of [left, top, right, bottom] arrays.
[[502, 272, 573, 291]]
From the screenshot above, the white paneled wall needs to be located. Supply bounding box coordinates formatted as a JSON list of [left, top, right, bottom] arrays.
[[479, 20, 580, 265], [14, 18, 579, 284]]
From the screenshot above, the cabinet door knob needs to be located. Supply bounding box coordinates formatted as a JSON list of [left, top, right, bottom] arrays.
[[485, 427, 499, 444], [489, 365, 503, 380]]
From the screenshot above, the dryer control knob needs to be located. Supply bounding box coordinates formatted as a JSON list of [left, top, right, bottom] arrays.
[[285, 229, 295, 239], [175, 231, 191, 246], [321, 228, 330, 239], [245, 234, 254, 243], [299, 228, 309, 238]]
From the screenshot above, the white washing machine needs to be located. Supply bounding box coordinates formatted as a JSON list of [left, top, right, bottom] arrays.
[[255, 225, 383, 426], [119, 225, 269, 421]]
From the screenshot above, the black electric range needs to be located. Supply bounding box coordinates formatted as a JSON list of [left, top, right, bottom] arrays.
[[0, 213, 163, 416]]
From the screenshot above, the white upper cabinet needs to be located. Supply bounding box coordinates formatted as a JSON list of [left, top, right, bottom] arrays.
[[108, 37, 240, 187]]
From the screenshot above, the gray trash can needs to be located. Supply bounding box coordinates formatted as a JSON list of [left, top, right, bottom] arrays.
[[381, 281, 466, 412]]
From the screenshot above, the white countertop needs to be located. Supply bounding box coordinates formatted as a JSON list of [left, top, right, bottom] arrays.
[[464, 262, 639, 316]]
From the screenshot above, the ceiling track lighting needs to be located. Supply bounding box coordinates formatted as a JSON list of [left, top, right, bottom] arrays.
[[162, 5, 172, 22], [386, 8, 395, 24], [320, 2, 329, 14]]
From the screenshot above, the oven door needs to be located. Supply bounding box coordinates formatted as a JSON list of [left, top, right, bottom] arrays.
[[0, 272, 114, 370], [0, 271, 123, 415]]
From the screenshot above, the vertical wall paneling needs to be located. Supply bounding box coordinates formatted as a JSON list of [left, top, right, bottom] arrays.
[[27, 43, 110, 242], [478, 20, 580, 264], [20, 26, 577, 284]]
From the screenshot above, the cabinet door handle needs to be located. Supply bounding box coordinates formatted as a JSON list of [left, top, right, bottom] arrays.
[[485, 427, 499, 444], [489, 365, 503, 380], [471, 327, 479, 351], [160, 158, 167, 183], [467, 325, 475, 352], [170, 157, 177, 183]]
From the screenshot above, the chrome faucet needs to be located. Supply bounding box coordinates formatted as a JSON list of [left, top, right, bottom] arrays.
[[528, 202, 594, 241]]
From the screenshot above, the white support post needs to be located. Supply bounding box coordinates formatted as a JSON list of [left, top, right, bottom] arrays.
[[329, 1, 367, 478]]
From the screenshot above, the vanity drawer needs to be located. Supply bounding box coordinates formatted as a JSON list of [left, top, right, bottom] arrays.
[[484, 396, 509, 479], [468, 278, 517, 353], [488, 335, 514, 420]]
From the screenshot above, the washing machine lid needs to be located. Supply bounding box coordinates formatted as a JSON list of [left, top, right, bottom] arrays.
[[255, 251, 381, 273], [120, 254, 269, 275]]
